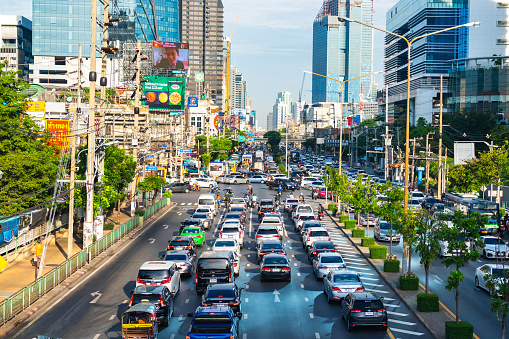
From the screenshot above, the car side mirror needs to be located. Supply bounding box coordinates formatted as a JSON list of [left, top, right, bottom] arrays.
[[237, 312, 243, 319]]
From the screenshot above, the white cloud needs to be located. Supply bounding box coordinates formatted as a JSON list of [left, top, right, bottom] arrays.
[[1, 0, 32, 19]]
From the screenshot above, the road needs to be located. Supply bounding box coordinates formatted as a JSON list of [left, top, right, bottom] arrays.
[[9, 183, 431, 339]]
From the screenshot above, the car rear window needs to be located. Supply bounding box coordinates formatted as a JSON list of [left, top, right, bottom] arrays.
[[231, 199, 245, 204], [264, 257, 288, 265], [194, 214, 208, 219], [183, 228, 201, 234], [310, 231, 328, 237], [321, 256, 343, 263], [298, 206, 312, 213], [263, 219, 279, 224], [206, 289, 235, 298], [222, 228, 239, 233], [193, 314, 232, 323], [352, 300, 384, 311], [215, 240, 236, 247], [257, 229, 278, 235], [300, 215, 315, 221], [190, 325, 232, 333], [334, 274, 360, 283], [169, 240, 190, 246], [261, 243, 283, 250], [198, 198, 215, 205], [287, 199, 299, 204], [314, 242, 334, 249], [138, 269, 169, 280], [132, 295, 160, 304], [165, 254, 187, 261]]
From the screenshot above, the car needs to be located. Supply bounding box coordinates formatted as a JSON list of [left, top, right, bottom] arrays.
[[308, 240, 338, 261], [292, 204, 313, 221], [136, 261, 181, 296], [316, 186, 333, 199], [299, 220, 322, 237], [186, 306, 241, 339], [313, 252, 347, 279], [408, 199, 423, 210], [180, 226, 206, 247], [192, 213, 211, 230], [324, 270, 364, 303], [303, 227, 331, 250], [195, 207, 214, 221], [258, 206, 274, 222], [195, 177, 217, 188], [219, 224, 245, 248], [167, 236, 197, 256], [475, 263, 509, 294], [250, 174, 267, 183], [410, 190, 426, 201], [307, 180, 324, 190], [284, 198, 300, 213], [164, 182, 192, 193], [255, 225, 282, 245], [422, 197, 444, 210], [213, 238, 241, 257], [229, 174, 250, 184], [359, 212, 379, 227], [374, 220, 401, 242], [295, 213, 317, 231], [180, 218, 203, 233], [223, 212, 246, 225], [163, 250, 196, 277], [229, 198, 247, 210], [258, 199, 274, 211], [197, 194, 218, 216], [301, 177, 318, 189], [201, 283, 244, 315], [477, 236, 509, 259], [341, 292, 387, 331], [229, 206, 247, 218], [260, 214, 284, 234], [216, 175, 228, 183], [260, 253, 291, 282], [439, 232, 471, 258], [256, 239, 286, 263], [267, 178, 297, 191], [129, 285, 174, 326]]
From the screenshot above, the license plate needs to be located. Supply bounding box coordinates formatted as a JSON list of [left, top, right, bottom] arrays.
[[365, 312, 374, 316], [272, 268, 281, 272], [210, 278, 217, 283], [150, 283, 157, 285], [175, 247, 183, 250]]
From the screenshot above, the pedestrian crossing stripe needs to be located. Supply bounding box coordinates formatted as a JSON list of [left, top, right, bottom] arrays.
[[389, 328, 425, 336], [389, 319, 416, 326], [366, 289, 390, 294], [363, 282, 385, 287], [346, 266, 372, 271]]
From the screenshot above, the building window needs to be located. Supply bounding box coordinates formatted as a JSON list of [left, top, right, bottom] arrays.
[[497, 39, 509, 44], [498, 21, 509, 26], [55, 56, 66, 65], [498, 2, 509, 7]]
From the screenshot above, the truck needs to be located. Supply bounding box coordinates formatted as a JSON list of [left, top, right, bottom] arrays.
[[186, 306, 241, 339], [253, 161, 264, 172], [242, 154, 252, 167], [255, 151, 264, 162]]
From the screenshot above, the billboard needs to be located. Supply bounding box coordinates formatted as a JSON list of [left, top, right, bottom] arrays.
[[454, 142, 475, 165], [45, 119, 69, 149], [27, 101, 45, 118], [142, 76, 186, 113], [152, 41, 189, 70]]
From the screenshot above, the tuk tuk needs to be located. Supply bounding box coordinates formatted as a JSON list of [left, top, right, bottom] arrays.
[[122, 301, 159, 339]]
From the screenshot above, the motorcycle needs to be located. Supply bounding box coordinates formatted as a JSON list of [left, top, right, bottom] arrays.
[[318, 211, 324, 220]]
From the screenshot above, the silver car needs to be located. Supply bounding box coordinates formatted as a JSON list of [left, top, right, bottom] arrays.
[[313, 252, 347, 279], [323, 270, 364, 303], [192, 213, 211, 230], [374, 221, 401, 242], [163, 250, 195, 277]]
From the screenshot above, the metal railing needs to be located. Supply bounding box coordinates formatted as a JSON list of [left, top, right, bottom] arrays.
[[0, 197, 167, 327]]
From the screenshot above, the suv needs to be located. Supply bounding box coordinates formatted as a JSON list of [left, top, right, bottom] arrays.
[[341, 292, 388, 332], [303, 227, 330, 250], [255, 225, 282, 245], [201, 283, 243, 315], [196, 251, 235, 294], [186, 306, 242, 339], [219, 224, 245, 248], [136, 261, 181, 296], [129, 285, 174, 326], [167, 236, 197, 256]]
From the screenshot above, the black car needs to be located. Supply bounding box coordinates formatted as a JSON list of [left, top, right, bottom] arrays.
[[180, 218, 204, 233], [423, 197, 444, 211], [268, 178, 297, 191], [165, 182, 192, 193], [260, 253, 291, 282], [201, 283, 244, 315], [258, 206, 274, 222], [308, 240, 338, 261], [256, 239, 286, 263], [167, 236, 197, 256], [129, 285, 174, 326], [341, 292, 388, 332], [224, 212, 246, 225]]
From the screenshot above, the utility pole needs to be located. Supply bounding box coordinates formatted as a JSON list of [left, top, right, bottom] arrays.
[[84, 0, 98, 248], [437, 74, 444, 199], [68, 44, 81, 257], [206, 87, 210, 153], [130, 40, 141, 216], [384, 84, 390, 181], [425, 131, 434, 193]]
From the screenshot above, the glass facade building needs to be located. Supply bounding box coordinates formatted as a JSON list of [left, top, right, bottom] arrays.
[[312, 0, 374, 105]]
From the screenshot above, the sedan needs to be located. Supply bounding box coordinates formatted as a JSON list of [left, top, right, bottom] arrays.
[[308, 240, 338, 261], [256, 239, 286, 263], [478, 236, 509, 259], [201, 283, 243, 315], [195, 177, 216, 188], [229, 175, 250, 184], [215, 175, 228, 183], [475, 264, 509, 295], [164, 182, 191, 193], [180, 226, 206, 247], [212, 238, 241, 256], [167, 236, 196, 256], [163, 250, 195, 277], [313, 252, 347, 279], [250, 174, 268, 183], [374, 221, 401, 242], [260, 254, 291, 282], [192, 213, 211, 230], [323, 270, 364, 303], [308, 180, 324, 190], [341, 292, 388, 332]]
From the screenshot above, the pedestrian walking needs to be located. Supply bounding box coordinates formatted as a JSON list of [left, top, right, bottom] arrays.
[[34, 239, 43, 269]]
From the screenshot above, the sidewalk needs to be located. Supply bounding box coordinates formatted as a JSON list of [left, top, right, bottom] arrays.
[[0, 202, 134, 302], [327, 212, 456, 339]]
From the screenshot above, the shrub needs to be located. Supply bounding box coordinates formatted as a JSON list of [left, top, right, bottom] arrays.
[[339, 215, 350, 223], [399, 274, 419, 290], [330, 206, 338, 216], [135, 208, 146, 217], [328, 203, 335, 211], [369, 245, 387, 259], [361, 237, 375, 247], [103, 222, 115, 231], [163, 190, 173, 199], [344, 220, 356, 230], [384, 258, 400, 273], [445, 321, 474, 339], [417, 293, 439, 312], [351, 228, 364, 238]]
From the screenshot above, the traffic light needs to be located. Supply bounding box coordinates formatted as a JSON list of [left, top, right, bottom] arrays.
[[433, 112, 440, 125]]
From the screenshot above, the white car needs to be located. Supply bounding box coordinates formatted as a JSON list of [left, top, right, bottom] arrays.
[[408, 199, 422, 210], [301, 177, 317, 189], [295, 213, 317, 230], [292, 204, 314, 223], [308, 180, 324, 190], [478, 236, 509, 259], [475, 264, 509, 294], [195, 207, 214, 221], [213, 238, 241, 257], [303, 227, 331, 250], [250, 174, 268, 183], [220, 224, 245, 248], [260, 215, 284, 235], [193, 177, 217, 188], [229, 198, 247, 210], [410, 190, 426, 201]]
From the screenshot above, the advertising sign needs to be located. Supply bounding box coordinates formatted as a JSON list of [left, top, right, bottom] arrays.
[[45, 119, 70, 148], [152, 41, 189, 70], [195, 72, 204, 82], [188, 96, 198, 107], [143, 76, 186, 113], [213, 114, 219, 130], [27, 101, 45, 118], [238, 136, 245, 142], [248, 137, 254, 142]]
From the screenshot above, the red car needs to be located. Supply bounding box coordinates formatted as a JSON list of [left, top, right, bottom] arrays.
[[317, 186, 333, 199]]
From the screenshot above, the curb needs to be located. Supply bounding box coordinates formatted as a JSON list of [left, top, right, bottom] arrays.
[[0, 203, 175, 336], [325, 211, 440, 339]]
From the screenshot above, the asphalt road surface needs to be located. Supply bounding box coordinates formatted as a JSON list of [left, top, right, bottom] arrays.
[[10, 183, 432, 339]]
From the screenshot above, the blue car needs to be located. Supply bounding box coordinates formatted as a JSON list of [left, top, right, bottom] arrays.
[[187, 306, 241, 339]]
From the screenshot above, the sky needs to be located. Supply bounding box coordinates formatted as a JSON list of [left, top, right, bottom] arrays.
[[3, 0, 398, 128]]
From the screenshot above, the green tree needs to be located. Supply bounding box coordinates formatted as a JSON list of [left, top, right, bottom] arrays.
[[0, 61, 59, 216], [397, 209, 420, 274], [376, 184, 404, 257], [414, 210, 441, 293], [201, 153, 211, 171], [138, 176, 166, 205], [348, 176, 379, 236], [439, 211, 485, 325], [484, 268, 509, 338], [264, 131, 282, 159], [303, 138, 316, 151], [323, 167, 350, 213]]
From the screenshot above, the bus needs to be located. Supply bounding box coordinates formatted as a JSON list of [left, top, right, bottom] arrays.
[[443, 192, 499, 234], [290, 150, 300, 163], [209, 162, 225, 178]]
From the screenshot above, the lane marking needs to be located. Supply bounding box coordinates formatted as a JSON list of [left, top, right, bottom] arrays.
[[366, 289, 390, 294], [345, 265, 371, 271], [309, 313, 314, 319], [185, 299, 189, 304], [122, 299, 128, 304], [245, 298, 249, 303], [243, 334, 247, 339], [387, 310, 409, 317], [389, 328, 425, 336], [294, 263, 298, 266], [244, 313, 248, 319], [297, 272, 301, 276], [180, 203, 186, 205], [178, 315, 184, 320], [305, 297, 309, 302], [187, 203, 192, 206], [315, 333, 320, 339], [300, 284, 305, 289], [246, 284, 249, 289], [363, 282, 384, 287], [93, 335, 100, 339], [170, 335, 175, 339], [384, 304, 401, 308], [390, 319, 416, 326], [109, 314, 115, 320]]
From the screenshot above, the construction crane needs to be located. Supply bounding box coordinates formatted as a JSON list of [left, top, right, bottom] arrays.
[[224, 16, 239, 138]]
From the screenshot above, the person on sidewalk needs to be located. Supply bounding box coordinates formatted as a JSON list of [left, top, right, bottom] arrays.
[[34, 239, 43, 269]]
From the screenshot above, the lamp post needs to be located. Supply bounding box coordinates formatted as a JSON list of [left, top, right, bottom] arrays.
[[339, 16, 480, 210], [304, 70, 382, 176]]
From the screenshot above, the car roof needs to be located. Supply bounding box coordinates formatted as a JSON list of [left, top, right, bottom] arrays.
[[195, 305, 233, 314], [349, 291, 382, 300], [133, 285, 167, 294], [139, 261, 175, 270], [264, 253, 287, 258], [199, 251, 232, 259], [258, 224, 278, 229], [308, 227, 327, 231], [165, 250, 189, 255], [206, 283, 236, 291], [318, 252, 343, 258], [169, 236, 193, 241], [260, 239, 282, 245]]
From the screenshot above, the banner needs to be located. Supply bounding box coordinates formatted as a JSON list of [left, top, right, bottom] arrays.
[[143, 76, 186, 113], [152, 41, 189, 70], [27, 101, 45, 118], [45, 119, 70, 149]]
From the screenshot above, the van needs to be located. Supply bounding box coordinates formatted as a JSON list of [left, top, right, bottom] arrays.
[[196, 251, 235, 294], [136, 261, 181, 296], [197, 194, 218, 215]]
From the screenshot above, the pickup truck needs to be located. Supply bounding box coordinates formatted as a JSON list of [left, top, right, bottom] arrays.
[[187, 306, 242, 339]]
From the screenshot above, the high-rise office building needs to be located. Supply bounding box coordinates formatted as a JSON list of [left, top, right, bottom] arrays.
[[267, 111, 274, 131], [0, 15, 32, 81], [180, 0, 224, 110], [291, 100, 305, 124], [230, 66, 246, 109], [385, 0, 469, 124], [272, 91, 292, 130], [312, 0, 373, 105]]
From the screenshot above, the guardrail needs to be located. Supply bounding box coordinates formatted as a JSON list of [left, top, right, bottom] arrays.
[[0, 197, 167, 327]]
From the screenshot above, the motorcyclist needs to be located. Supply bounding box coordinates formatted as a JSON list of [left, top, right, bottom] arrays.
[[251, 194, 258, 208], [318, 203, 324, 220], [299, 192, 305, 203], [247, 184, 253, 195], [278, 184, 283, 194]]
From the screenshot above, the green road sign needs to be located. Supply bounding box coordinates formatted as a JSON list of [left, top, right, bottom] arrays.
[[195, 72, 204, 82]]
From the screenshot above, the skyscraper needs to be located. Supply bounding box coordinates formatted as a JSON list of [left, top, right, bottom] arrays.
[[272, 92, 292, 130], [0, 15, 32, 81], [312, 0, 373, 105], [180, 0, 224, 109], [230, 66, 246, 109]]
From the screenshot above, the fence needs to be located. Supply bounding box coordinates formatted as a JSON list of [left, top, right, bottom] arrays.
[[0, 197, 167, 327]]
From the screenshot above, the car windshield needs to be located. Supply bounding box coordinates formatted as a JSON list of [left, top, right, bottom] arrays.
[[264, 257, 288, 265], [352, 300, 384, 311], [492, 268, 509, 278], [206, 289, 235, 299], [138, 269, 169, 280], [215, 240, 236, 247], [164, 254, 187, 260], [485, 238, 506, 245], [333, 274, 360, 283], [321, 256, 343, 263], [261, 243, 283, 250], [197, 259, 229, 270], [379, 222, 391, 230], [183, 228, 201, 234]]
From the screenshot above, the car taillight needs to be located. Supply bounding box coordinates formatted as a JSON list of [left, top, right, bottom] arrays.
[[181, 263, 189, 267], [239, 231, 242, 237], [377, 308, 386, 312], [159, 296, 166, 307], [128, 297, 133, 307], [167, 245, 174, 250], [196, 274, 198, 284], [355, 286, 364, 291], [319, 266, 327, 269], [161, 278, 171, 284], [282, 267, 290, 271], [137, 277, 146, 285], [262, 267, 270, 271], [228, 302, 239, 306], [339, 264, 346, 268], [256, 235, 262, 237], [328, 237, 331, 241], [312, 251, 317, 256], [185, 245, 191, 249], [234, 262, 238, 267], [220, 231, 223, 237], [331, 286, 341, 291], [349, 308, 361, 313], [203, 302, 213, 306], [228, 273, 232, 282]]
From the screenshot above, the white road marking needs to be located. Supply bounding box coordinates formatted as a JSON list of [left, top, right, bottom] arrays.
[[247, 263, 250, 267], [170, 335, 175, 339], [383, 297, 396, 301], [90, 291, 102, 304], [360, 277, 380, 281], [384, 304, 401, 308], [246, 284, 249, 289], [300, 284, 305, 289], [309, 313, 314, 318], [346, 265, 371, 271], [387, 310, 409, 317], [187, 203, 192, 205], [432, 274, 444, 283], [123, 299, 128, 304], [180, 203, 186, 205], [243, 334, 247, 339], [305, 297, 309, 302], [109, 314, 116, 320], [315, 333, 320, 339], [366, 289, 390, 294], [389, 328, 425, 336], [390, 319, 416, 326], [93, 335, 100, 339], [179, 315, 184, 320], [245, 298, 249, 303], [297, 272, 301, 276], [178, 212, 182, 215], [363, 282, 385, 287], [163, 224, 169, 229], [294, 262, 298, 266], [185, 299, 189, 304], [274, 289, 280, 302], [246, 273, 250, 277], [244, 313, 248, 319]]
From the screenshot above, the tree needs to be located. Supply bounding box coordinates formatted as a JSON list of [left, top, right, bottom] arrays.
[[137, 176, 166, 205], [439, 211, 485, 325], [484, 266, 509, 338], [0, 61, 59, 216], [201, 153, 211, 171], [264, 131, 281, 158], [376, 184, 404, 257], [414, 209, 441, 293], [323, 167, 350, 213], [348, 176, 379, 236], [397, 209, 420, 274]]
